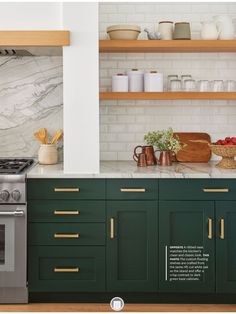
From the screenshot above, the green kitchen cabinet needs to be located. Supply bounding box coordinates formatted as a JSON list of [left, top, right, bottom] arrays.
[[106, 200, 158, 292], [159, 200, 215, 293], [216, 201, 236, 293]]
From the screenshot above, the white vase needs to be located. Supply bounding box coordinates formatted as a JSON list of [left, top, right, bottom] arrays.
[[213, 15, 235, 39], [201, 21, 219, 40]]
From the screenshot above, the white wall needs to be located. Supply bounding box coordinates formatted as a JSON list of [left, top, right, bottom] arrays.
[[0, 2, 62, 29], [63, 3, 100, 173], [99, 2, 236, 161]]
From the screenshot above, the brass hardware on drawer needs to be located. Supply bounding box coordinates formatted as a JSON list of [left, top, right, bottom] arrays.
[[120, 188, 146, 193], [54, 267, 80, 273], [54, 210, 80, 215], [54, 233, 80, 239], [110, 218, 115, 239], [208, 218, 213, 240], [203, 188, 229, 193], [54, 188, 80, 192], [220, 218, 225, 240]]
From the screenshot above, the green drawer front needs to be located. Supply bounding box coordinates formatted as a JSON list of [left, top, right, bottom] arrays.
[[28, 223, 105, 246], [27, 179, 105, 200], [159, 179, 236, 200], [28, 246, 105, 292], [28, 200, 105, 222], [107, 179, 158, 200]]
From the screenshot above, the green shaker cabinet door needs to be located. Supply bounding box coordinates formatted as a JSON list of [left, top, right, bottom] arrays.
[[216, 201, 236, 293], [107, 201, 158, 292], [159, 201, 215, 293]]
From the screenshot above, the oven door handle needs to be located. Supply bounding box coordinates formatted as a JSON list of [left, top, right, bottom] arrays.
[[0, 210, 25, 217]]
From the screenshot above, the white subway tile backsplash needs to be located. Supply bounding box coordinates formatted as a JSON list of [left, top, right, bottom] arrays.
[[99, 2, 236, 161]]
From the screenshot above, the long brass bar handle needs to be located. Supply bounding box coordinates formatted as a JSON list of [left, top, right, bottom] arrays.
[[110, 218, 115, 239], [120, 188, 146, 193], [203, 188, 229, 193], [54, 233, 80, 239], [208, 218, 213, 240], [54, 188, 80, 192], [54, 210, 80, 215], [220, 219, 225, 240], [54, 267, 79, 273]]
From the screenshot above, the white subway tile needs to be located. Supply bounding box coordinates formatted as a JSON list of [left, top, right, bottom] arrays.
[[100, 152, 118, 161], [109, 142, 127, 152]]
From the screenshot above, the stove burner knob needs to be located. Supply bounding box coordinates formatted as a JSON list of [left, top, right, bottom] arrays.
[[0, 190, 10, 202], [11, 190, 21, 202]]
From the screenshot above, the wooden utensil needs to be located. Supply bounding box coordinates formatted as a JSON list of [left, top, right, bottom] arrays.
[[173, 132, 211, 162], [34, 128, 48, 144], [51, 129, 63, 144]]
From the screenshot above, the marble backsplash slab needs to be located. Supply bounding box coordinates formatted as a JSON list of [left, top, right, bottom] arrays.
[[0, 56, 63, 158]]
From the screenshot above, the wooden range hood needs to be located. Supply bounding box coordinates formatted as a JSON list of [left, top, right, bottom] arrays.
[[0, 30, 70, 47]]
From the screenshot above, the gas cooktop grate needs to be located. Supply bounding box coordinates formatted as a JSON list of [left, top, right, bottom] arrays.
[[0, 158, 34, 174]]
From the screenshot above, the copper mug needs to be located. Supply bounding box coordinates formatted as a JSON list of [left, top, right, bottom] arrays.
[[156, 150, 172, 166], [135, 153, 147, 167], [133, 145, 157, 166]]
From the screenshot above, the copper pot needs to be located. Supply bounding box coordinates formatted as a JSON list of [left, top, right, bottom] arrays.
[[156, 150, 172, 166], [133, 145, 157, 166]]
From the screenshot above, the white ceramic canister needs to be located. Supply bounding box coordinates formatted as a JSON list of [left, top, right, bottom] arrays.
[[158, 21, 174, 40], [144, 71, 164, 92], [38, 144, 58, 165], [127, 69, 144, 92], [112, 74, 128, 92]]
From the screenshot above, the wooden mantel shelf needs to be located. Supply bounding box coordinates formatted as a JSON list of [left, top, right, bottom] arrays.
[[99, 40, 236, 53], [0, 31, 70, 47], [100, 92, 236, 100]]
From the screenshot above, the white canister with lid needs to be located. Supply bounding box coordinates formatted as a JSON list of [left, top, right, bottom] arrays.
[[127, 69, 144, 92], [112, 74, 128, 92], [158, 21, 174, 40], [144, 71, 164, 92]]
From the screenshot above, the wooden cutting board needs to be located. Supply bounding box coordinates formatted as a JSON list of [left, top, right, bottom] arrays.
[[173, 132, 211, 162]]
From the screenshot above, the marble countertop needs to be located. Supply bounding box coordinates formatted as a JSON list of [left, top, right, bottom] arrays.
[[27, 161, 236, 179]]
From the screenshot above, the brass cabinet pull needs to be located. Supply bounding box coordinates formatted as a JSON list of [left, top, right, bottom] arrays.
[[110, 218, 115, 239], [54, 233, 80, 239], [220, 218, 225, 240], [208, 218, 213, 239], [54, 267, 79, 273], [203, 188, 229, 193], [54, 210, 80, 215], [120, 188, 146, 193], [54, 188, 80, 192]]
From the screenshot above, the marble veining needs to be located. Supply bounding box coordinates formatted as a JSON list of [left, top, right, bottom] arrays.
[[27, 161, 236, 178], [0, 56, 63, 157]]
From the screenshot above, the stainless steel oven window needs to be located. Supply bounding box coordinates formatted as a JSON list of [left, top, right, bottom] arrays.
[[0, 218, 14, 271]]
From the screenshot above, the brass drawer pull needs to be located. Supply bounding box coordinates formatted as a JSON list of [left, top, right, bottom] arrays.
[[208, 218, 213, 240], [54, 188, 80, 192], [220, 218, 225, 240], [54, 267, 79, 273], [110, 218, 115, 239], [203, 188, 229, 193], [120, 188, 146, 193], [54, 233, 80, 239], [54, 210, 80, 215]]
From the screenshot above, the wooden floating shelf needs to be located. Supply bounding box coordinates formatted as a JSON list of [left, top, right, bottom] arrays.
[[100, 40, 236, 53], [100, 92, 236, 100], [0, 31, 70, 47]]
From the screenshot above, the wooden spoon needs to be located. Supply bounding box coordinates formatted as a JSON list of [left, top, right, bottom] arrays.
[[51, 129, 63, 144], [34, 128, 48, 144]]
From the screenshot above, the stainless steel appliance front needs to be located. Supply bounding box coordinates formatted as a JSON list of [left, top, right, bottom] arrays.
[[0, 205, 27, 303]]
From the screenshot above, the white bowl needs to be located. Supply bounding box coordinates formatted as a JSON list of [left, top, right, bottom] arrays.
[[107, 24, 141, 40]]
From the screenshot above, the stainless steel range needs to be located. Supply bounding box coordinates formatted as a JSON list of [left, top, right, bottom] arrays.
[[0, 158, 34, 303]]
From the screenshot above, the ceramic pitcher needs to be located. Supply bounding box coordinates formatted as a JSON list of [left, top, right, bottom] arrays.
[[213, 15, 235, 39], [201, 21, 219, 40]]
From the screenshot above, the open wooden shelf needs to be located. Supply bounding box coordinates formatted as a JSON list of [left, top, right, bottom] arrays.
[[100, 92, 236, 100], [0, 31, 70, 47], [100, 40, 236, 53]]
